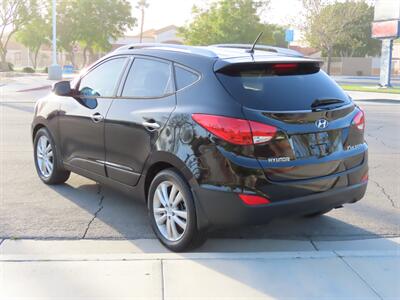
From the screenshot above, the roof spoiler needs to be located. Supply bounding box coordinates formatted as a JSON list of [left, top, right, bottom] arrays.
[[214, 58, 324, 72], [211, 44, 304, 57]]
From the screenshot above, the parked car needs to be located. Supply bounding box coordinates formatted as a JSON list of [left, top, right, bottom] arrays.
[[32, 44, 368, 251]]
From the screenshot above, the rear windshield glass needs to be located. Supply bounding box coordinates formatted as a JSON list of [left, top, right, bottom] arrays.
[[216, 63, 350, 111]]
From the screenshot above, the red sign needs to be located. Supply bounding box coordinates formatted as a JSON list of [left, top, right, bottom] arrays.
[[372, 20, 400, 39]]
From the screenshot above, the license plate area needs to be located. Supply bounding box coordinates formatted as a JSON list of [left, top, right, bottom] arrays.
[[290, 130, 343, 159]]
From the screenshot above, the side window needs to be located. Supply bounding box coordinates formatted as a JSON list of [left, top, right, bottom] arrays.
[[175, 65, 200, 90], [79, 57, 127, 97], [121, 58, 173, 98]]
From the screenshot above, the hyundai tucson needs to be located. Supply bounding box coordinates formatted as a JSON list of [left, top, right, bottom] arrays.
[[32, 44, 368, 251]]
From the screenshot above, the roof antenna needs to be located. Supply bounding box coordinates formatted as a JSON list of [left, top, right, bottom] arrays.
[[247, 32, 263, 54]]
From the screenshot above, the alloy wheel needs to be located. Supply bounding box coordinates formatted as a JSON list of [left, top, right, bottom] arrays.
[[36, 135, 54, 178], [153, 181, 188, 241]]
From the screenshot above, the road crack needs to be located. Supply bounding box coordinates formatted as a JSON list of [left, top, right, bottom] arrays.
[[371, 179, 398, 209], [82, 184, 104, 239], [309, 239, 319, 251], [366, 131, 398, 151]]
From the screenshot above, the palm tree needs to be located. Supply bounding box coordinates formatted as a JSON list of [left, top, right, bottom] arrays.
[[136, 0, 149, 43]]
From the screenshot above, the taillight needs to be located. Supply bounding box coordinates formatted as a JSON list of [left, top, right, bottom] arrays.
[[361, 173, 368, 183], [352, 109, 365, 130], [192, 114, 277, 145], [239, 194, 270, 206]]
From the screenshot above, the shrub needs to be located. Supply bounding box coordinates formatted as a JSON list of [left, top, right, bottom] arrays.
[[22, 67, 35, 73], [7, 62, 14, 71], [43, 66, 48, 73]]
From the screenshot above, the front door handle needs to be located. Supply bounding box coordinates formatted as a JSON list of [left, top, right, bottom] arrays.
[[91, 113, 104, 123], [142, 121, 161, 131]]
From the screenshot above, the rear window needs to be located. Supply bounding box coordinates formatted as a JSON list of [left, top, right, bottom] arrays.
[[216, 63, 350, 111]]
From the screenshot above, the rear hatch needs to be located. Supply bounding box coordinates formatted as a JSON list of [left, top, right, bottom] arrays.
[[215, 61, 366, 182]]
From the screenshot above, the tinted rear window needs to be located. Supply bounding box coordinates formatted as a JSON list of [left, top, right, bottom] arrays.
[[216, 63, 350, 111]]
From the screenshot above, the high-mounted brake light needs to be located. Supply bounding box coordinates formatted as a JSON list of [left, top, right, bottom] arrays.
[[239, 194, 270, 206], [192, 114, 277, 145], [273, 63, 298, 70], [352, 109, 365, 130]]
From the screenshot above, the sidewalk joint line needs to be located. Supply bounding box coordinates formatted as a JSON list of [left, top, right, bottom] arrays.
[[334, 251, 383, 300], [82, 184, 104, 239], [161, 259, 165, 300]]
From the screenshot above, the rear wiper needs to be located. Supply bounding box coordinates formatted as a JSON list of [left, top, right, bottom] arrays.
[[311, 98, 345, 109]]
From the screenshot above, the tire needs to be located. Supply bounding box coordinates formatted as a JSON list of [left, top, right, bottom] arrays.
[[148, 168, 206, 252], [304, 208, 332, 218], [33, 127, 70, 185]]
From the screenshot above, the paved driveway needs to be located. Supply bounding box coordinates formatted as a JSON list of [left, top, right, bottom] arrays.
[[0, 89, 399, 245]]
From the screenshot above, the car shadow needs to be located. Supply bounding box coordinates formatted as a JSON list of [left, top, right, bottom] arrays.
[[49, 176, 399, 252]]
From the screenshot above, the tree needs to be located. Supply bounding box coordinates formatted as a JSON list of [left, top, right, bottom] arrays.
[[331, 2, 380, 57], [302, 0, 380, 74], [54, 0, 80, 67], [74, 0, 136, 66], [136, 0, 149, 43], [54, 0, 136, 67], [0, 0, 34, 67], [179, 0, 287, 46], [15, 2, 49, 69]]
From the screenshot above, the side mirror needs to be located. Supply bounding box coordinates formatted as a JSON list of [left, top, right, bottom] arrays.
[[52, 81, 72, 96]]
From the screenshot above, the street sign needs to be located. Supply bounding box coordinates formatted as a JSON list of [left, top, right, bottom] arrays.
[[372, 20, 400, 39], [372, 0, 399, 87], [285, 29, 294, 43]]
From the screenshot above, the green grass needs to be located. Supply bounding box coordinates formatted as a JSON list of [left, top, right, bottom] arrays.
[[340, 84, 400, 94]]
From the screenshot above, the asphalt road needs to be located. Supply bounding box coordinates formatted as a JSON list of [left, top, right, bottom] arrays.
[[0, 88, 399, 243]]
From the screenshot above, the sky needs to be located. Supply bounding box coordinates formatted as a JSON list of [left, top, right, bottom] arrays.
[[128, 0, 304, 35]]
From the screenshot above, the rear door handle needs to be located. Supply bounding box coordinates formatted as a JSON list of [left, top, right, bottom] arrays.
[[142, 121, 161, 131], [91, 113, 104, 123]]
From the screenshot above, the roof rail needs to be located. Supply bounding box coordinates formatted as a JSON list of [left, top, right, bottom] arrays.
[[114, 43, 218, 57], [211, 44, 304, 57], [115, 43, 185, 51]]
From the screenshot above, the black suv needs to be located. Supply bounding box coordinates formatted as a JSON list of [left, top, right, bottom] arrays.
[[32, 44, 368, 251]]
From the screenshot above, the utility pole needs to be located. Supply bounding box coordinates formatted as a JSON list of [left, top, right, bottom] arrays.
[[139, 8, 145, 43], [48, 0, 62, 80], [137, 0, 149, 43]]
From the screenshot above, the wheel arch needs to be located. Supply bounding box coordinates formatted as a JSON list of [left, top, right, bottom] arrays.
[[32, 123, 46, 141], [142, 151, 199, 202], [142, 151, 209, 232]]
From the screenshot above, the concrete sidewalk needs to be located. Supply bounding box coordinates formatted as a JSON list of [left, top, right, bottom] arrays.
[[1, 238, 399, 299]]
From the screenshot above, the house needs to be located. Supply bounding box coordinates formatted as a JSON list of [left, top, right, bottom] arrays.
[[111, 25, 183, 50]]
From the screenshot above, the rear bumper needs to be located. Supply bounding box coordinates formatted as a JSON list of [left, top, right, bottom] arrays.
[[193, 182, 367, 228]]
